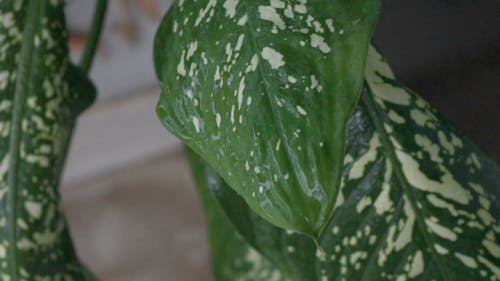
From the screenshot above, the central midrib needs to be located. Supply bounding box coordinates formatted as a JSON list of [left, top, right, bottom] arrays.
[[229, 3, 320, 280], [7, 1, 43, 279]]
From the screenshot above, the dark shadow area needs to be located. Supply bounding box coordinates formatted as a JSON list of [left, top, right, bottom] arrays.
[[374, 0, 500, 161]]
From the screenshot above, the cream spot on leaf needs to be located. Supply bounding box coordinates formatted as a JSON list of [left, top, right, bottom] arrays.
[[258, 6, 285, 30], [261, 47, 285, 69]]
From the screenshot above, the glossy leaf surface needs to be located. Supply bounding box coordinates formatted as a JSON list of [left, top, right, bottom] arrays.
[[0, 1, 95, 279], [188, 47, 500, 280], [155, 0, 380, 235]]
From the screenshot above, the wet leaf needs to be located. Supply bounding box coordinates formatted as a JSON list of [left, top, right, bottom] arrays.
[[155, 0, 380, 236]]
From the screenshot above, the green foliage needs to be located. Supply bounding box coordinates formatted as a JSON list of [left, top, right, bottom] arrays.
[[186, 46, 500, 281], [1, 0, 497, 280], [155, 0, 380, 236], [0, 0, 95, 279], [155, 1, 499, 280]]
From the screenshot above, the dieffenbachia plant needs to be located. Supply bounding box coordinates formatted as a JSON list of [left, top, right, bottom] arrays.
[[0, 0, 106, 279], [185, 46, 500, 281], [155, 0, 500, 281]]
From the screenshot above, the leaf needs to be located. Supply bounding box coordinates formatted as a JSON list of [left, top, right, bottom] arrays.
[[188, 46, 500, 281], [155, 0, 380, 236], [325, 45, 500, 280], [0, 1, 96, 279], [186, 148, 290, 281]]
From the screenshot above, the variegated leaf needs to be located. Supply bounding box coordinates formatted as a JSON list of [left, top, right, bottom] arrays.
[[187, 46, 500, 281], [322, 45, 500, 280], [0, 0, 95, 279], [155, 0, 380, 236]]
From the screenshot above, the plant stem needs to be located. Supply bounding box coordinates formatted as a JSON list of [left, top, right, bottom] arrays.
[[80, 0, 108, 75]]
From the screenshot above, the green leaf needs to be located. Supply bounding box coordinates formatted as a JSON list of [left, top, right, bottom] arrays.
[[186, 148, 290, 281], [188, 46, 500, 281], [327, 45, 500, 280], [155, 0, 380, 236], [0, 1, 96, 279]]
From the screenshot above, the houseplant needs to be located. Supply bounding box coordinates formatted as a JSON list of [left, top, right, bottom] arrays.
[[0, 0, 498, 280]]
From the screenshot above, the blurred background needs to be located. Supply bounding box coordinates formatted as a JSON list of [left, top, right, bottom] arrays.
[[61, 1, 500, 280]]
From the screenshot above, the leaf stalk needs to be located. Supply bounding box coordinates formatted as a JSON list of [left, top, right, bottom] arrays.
[[80, 0, 108, 74]]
